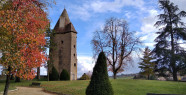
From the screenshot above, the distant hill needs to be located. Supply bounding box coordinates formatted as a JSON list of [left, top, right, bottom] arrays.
[[109, 73, 138, 79]]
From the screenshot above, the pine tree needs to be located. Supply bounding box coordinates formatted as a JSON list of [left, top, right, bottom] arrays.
[[86, 52, 113, 95], [154, 0, 186, 81], [139, 47, 155, 80]]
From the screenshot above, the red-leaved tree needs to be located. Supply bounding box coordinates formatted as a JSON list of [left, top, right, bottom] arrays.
[[0, 0, 50, 95]]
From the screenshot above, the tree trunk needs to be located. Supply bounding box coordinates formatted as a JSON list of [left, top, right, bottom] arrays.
[[113, 72, 117, 79], [47, 69, 49, 81], [10, 74, 14, 80], [148, 75, 150, 80], [170, 23, 177, 81], [3, 66, 11, 95], [173, 70, 178, 81], [47, 63, 49, 81], [37, 67, 40, 80]]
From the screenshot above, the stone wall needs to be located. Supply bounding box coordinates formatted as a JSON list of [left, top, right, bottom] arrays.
[[51, 32, 77, 80]]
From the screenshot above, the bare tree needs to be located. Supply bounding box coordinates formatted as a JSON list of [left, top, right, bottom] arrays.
[[91, 17, 140, 79]]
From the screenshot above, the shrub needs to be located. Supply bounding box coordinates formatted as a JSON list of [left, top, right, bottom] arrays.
[[49, 66, 59, 81], [133, 74, 146, 79], [86, 52, 113, 95], [60, 69, 70, 80], [79, 73, 90, 80], [149, 75, 156, 80], [15, 77, 21, 82]]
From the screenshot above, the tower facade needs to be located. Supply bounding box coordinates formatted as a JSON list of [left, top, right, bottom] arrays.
[[51, 9, 77, 80]]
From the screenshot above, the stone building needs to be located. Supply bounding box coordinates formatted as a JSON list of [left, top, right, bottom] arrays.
[[50, 9, 77, 80]]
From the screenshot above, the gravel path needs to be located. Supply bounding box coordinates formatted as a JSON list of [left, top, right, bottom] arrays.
[[0, 87, 56, 95]]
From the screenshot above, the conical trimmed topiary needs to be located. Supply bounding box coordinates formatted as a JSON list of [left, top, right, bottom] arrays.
[[60, 69, 70, 80], [49, 66, 59, 81], [86, 52, 113, 95]]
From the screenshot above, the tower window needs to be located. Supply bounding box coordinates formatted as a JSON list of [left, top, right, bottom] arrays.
[[74, 54, 75, 57], [74, 63, 76, 67], [74, 45, 76, 48], [61, 40, 63, 44]]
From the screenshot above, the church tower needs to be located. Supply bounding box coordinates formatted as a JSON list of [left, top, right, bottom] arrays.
[[51, 9, 77, 80]]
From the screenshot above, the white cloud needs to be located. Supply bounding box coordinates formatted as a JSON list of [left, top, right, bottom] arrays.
[[90, 0, 124, 13], [170, 0, 186, 11], [178, 40, 186, 50], [77, 56, 95, 78], [137, 9, 159, 48], [77, 54, 141, 77], [90, 0, 145, 13], [70, 4, 91, 21], [122, 52, 141, 74], [0, 65, 2, 75], [144, 43, 156, 48], [37, 54, 142, 78], [140, 35, 148, 41], [125, 11, 132, 19], [67, 0, 145, 20], [141, 9, 158, 34], [40, 66, 47, 75]]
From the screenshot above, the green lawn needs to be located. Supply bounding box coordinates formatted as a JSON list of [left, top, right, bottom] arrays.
[[0, 79, 186, 95]]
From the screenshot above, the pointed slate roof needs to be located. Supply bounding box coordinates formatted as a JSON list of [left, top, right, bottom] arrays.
[[61, 8, 70, 24], [54, 8, 77, 34]]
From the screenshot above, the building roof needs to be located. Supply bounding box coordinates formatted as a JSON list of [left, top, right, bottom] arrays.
[[54, 8, 77, 34], [60, 8, 70, 24]]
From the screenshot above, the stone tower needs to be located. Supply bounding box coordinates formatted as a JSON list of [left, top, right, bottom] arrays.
[[51, 9, 77, 80]]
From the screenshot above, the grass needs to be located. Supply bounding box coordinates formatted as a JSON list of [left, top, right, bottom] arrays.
[[0, 79, 186, 95]]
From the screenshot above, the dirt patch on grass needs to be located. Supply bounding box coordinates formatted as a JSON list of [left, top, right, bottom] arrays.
[[0, 87, 57, 95]]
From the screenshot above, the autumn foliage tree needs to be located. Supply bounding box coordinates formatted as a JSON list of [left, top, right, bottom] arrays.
[[0, 0, 49, 95], [91, 17, 140, 79]]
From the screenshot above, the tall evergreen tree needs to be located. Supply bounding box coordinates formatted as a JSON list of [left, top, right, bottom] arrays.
[[154, 0, 186, 81], [139, 47, 155, 80], [86, 52, 113, 95]]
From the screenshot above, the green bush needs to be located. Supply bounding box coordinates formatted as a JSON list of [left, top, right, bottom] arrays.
[[149, 75, 156, 80], [60, 69, 70, 80], [15, 77, 21, 82], [79, 73, 90, 80], [86, 52, 113, 95], [133, 74, 146, 79], [49, 66, 59, 81]]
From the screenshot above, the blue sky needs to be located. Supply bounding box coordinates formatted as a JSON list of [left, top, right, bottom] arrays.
[[47, 0, 162, 77], [0, 0, 186, 78]]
